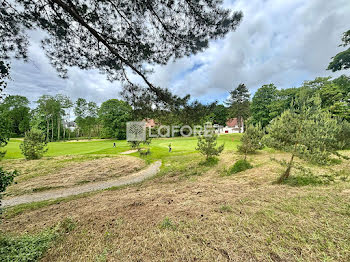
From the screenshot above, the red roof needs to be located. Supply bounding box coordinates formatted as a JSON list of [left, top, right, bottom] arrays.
[[226, 118, 243, 127], [143, 118, 156, 128]]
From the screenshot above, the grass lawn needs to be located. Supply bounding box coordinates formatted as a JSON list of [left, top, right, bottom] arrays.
[[3, 133, 242, 160], [1, 134, 350, 261]]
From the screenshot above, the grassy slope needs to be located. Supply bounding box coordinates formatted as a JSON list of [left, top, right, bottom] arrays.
[[2, 135, 350, 261]]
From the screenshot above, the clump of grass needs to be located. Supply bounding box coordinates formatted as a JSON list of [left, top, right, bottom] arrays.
[[0, 217, 76, 261], [32, 185, 64, 192], [219, 204, 233, 213], [159, 217, 176, 230], [225, 159, 253, 175], [281, 175, 327, 187], [199, 157, 219, 167]]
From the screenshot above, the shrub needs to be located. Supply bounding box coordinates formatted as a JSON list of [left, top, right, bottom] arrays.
[[20, 129, 48, 160], [238, 123, 264, 157], [336, 120, 350, 149], [196, 131, 224, 161], [0, 167, 17, 216], [229, 159, 253, 174]]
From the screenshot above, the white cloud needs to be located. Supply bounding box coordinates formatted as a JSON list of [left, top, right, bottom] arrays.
[[6, 0, 350, 105]]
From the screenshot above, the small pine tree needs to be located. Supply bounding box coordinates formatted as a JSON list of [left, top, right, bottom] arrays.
[[265, 96, 341, 182], [20, 129, 48, 160], [238, 123, 264, 158], [196, 131, 224, 161]]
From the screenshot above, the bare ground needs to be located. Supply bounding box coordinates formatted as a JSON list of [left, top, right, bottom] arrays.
[[2, 161, 161, 207], [2, 155, 145, 196]]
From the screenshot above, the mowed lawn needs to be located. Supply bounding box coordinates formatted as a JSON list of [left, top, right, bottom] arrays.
[[3, 134, 242, 160]]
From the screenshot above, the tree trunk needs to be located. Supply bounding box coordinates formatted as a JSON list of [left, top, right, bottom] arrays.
[[278, 154, 294, 183], [238, 116, 242, 133], [63, 126, 66, 141], [57, 116, 60, 141], [46, 117, 49, 142], [51, 117, 54, 142]]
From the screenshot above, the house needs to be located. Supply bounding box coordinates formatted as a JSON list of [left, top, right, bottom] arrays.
[[215, 118, 244, 134], [143, 118, 157, 128], [63, 121, 77, 131]]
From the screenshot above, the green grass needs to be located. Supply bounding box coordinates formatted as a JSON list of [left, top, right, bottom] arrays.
[[226, 159, 253, 175], [3, 134, 242, 160]]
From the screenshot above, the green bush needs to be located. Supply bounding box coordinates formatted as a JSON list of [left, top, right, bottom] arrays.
[[238, 123, 264, 156], [229, 159, 253, 174], [20, 129, 48, 160], [0, 167, 17, 216], [336, 120, 350, 149]]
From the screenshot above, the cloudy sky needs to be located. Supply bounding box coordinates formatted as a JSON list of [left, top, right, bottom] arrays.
[[6, 0, 350, 105]]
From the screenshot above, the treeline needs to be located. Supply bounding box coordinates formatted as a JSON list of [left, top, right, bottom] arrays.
[[0, 75, 349, 142]]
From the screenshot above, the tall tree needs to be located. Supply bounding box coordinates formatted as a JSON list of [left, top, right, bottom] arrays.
[[99, 99, 132, 139], [212, 104, 228, 126], [250, 84, 278, 127], [74, 98, 98, 139], [328, 30, 350, 72], [36, 95, 59, 141], [0, 95, 31, 136], [1, 0, 242, 101], [226, 83, 250, 132]]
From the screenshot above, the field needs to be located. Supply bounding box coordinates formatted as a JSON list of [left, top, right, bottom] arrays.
[[1, 134, 350, 261]]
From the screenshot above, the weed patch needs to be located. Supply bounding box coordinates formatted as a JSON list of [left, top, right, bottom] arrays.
[[0, 218, 76, 261], [226, 159, 253, 175], [159, 217, 177, 230]]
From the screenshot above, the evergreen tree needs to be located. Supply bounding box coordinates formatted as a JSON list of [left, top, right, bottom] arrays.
[[196, 131, 224, 161], [328, 30, 350, 71], [20, 129, 48, 160], [238, 123, 264, 158], [265, 96, 342, 182], [1, 0, 242, 101], [226, 83, 250, 132]]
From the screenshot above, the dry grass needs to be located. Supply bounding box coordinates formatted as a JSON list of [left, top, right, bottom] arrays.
[[1, 150, 350, 261], [2, 155, 145, 196]]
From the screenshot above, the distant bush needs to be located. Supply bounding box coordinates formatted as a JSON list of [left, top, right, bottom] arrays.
[[20, 129, 48, 160], [238, 123, 264, 156], [229, 159, 253, 174]]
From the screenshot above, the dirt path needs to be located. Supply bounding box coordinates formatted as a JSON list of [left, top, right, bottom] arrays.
[[3, 161, 161, 208]]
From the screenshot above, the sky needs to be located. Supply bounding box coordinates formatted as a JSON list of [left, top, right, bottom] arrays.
[[5, 0, 350, 106]]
